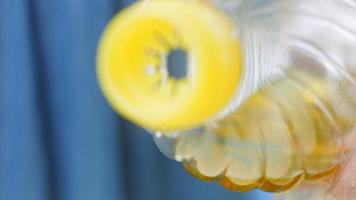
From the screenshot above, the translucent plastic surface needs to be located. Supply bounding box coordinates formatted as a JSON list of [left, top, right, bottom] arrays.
[[154, 0, 356, 193]]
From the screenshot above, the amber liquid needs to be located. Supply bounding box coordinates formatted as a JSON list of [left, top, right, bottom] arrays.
[[174, 69, 355, 192]]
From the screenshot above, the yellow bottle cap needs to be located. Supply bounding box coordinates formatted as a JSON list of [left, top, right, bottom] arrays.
[[97, 0, 242, 133]]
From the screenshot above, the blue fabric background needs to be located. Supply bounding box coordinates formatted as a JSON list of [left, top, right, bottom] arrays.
[[0, 0, 272, 199]]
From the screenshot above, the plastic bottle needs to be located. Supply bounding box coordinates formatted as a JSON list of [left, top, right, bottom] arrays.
[[97, 0, 356, 195]]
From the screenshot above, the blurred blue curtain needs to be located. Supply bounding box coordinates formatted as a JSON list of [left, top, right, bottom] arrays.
[[0, 0, 272, 200]]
